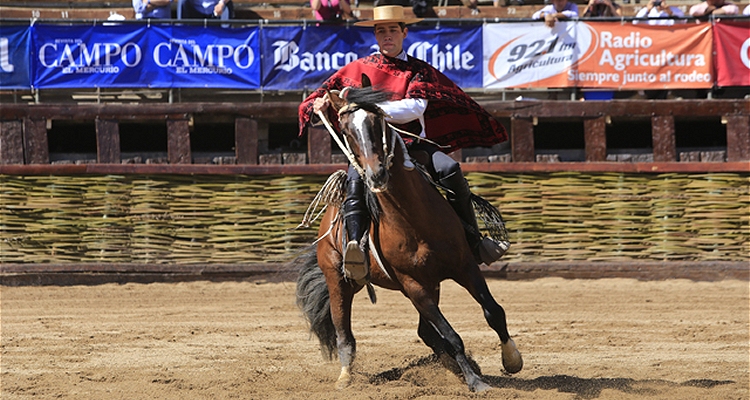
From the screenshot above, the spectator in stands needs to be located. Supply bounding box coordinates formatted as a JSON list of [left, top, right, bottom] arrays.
[[582, 0, 623, 17], [689, 0, 739, 18], [461, 0, 480, 15], [374, 0, 432, 18], [744, 4, 750, 14], [633, 0, 683, 100], [133, 0, 173, 19], [633, 0, 685, 25], [178, 0, 233, 20], [311, 0, 355, 21], [532, 0, 579, 27], [410, 0, 432, 18]]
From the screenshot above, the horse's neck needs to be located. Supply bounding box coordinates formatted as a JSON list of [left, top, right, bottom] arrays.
[[375, 134, 443, 213], [378, 158, 442, 219]]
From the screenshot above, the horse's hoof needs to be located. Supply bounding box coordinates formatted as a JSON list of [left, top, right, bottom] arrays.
[[501, 338, 523, 374], [335, 367, 352, 390], [335, 378, 350, 390], [469, 378, 491, 392], [503, 353, 523, 374]]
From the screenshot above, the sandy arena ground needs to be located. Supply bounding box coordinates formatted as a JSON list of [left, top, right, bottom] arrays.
[[2, 277, 748, 399]]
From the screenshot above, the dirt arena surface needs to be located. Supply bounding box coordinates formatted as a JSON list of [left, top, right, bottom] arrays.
[[2, 277, 748, 399]]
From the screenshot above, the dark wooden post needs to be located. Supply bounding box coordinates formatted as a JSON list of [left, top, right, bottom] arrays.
[[725, 115, 750, 162], [23, 117, 49, 164], [307, 126, 331, 164], [0, 120, 24, 164], [652, 115, 676, 162], [235, 117, 258, 164], [511, 117, 534, 162], [584, 116, 607, 162], [449, 149, 462, 163], [167, 118, 191, 164], [95, 118, 120, 164]]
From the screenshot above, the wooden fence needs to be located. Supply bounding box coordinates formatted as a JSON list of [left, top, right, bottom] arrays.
[[1, 100, 748, 174]]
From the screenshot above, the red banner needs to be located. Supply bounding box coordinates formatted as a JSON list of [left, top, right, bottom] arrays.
[[571, 22, 714, 90], [714, 21, 750, 87], [587, 21, 713, 90]]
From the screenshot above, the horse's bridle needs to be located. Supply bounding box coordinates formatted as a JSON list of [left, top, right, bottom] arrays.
[[337, 102, 396, 193]]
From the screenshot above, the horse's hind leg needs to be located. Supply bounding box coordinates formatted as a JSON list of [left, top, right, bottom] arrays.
[[408, 287, 490, 392], [416, 288, 480, 376], [418, 316, 482, 377], [326, 277, 358, 389], [415, 287, 447, 356], [457, 271, 523, 374], [418, 315, 449, 356]]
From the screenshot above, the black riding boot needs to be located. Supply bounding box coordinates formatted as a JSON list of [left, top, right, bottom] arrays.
[[342, 178, 370, 283], [440, 171, 505, 265]]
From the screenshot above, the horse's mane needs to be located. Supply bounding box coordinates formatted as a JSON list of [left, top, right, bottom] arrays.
[[343, 87, 394, 115], [365, 190, 381, 226]]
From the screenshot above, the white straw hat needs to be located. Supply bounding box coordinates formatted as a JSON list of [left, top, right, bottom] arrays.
[[354, 5, 424, 27]]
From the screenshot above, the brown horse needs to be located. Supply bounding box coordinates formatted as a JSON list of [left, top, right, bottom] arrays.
[[296, 83, 523, 392]]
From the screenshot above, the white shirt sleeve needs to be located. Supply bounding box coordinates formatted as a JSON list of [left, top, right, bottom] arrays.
[[377, 98, 428, 137], [377, 98, 427, 123], [533, 5, 553, 19], [633, 7, 649, 23], [560, 9, 578, 18]]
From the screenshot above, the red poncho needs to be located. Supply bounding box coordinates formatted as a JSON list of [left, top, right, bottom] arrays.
[[298, 53, 507, 154]]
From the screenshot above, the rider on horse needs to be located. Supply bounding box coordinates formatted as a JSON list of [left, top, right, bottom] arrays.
[[299, 5, 509, 282]]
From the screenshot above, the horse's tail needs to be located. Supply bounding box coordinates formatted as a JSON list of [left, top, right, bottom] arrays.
[[294, 245, 338, 360]]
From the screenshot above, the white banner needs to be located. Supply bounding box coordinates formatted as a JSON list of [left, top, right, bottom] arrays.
[[483, 21, 597, 89]]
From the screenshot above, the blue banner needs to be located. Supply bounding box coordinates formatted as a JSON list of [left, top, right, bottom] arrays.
[[261, 26, 372, 91], [261, 25, 483, 91], [0, 25, 31, 89], [152, 25, 260, 88], [406, 25, 483, 89], [32, 24, 260, 89], [33, 25, 150, 89]]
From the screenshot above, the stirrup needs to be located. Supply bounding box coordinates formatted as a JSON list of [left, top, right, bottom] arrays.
[[343, 240, 368, 283], [478, 236, 510, 265]]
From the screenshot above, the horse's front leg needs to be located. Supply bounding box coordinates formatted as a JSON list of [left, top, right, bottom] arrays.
[[406, 283, 491, 392], [326, 276, 357, 389], [459, 271, 523, 374]]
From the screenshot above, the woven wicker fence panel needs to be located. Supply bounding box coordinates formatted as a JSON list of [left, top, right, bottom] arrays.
[[465, 172, 749, 262], [1, 172, 748, 264]]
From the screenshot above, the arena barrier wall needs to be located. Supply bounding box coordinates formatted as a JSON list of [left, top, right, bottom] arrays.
[[1, 17, 749, 282]]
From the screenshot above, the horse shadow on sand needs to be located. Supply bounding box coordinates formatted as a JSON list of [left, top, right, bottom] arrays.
[[369, 355, 734, 399]]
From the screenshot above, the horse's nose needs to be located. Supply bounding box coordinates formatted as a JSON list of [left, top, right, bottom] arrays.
[[366, 165, 388, 189], [373, 168, 389, 186]]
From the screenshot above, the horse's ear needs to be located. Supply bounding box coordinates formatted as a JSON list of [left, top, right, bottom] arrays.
[[327, 90, 346, 112], [361, 74, 371, 88]]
